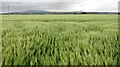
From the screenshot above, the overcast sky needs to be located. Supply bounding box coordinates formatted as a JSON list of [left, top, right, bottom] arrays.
[[0, 0, 119, 13]]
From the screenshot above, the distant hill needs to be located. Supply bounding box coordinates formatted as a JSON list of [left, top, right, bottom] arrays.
[[21, 10, 49, 14], [1, 10, 118, 14]]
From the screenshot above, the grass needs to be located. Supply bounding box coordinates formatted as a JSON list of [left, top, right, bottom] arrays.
[[1, 14, 120, 65]]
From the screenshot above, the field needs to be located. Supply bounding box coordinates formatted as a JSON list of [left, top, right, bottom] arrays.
[[1, 14, 120, 65]]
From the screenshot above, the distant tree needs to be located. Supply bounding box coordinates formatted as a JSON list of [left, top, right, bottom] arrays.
[[81, 12, 87, 14]]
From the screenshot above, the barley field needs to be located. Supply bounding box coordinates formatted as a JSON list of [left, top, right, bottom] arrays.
[[1, 14, 120, 65]]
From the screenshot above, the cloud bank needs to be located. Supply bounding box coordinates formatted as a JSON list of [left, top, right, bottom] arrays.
[[1, 0, 119, 13]]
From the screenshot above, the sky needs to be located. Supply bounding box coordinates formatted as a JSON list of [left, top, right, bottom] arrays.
[[0, 0, 119, 13]]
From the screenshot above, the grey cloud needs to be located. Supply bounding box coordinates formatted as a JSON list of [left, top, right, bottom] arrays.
[[1, 0, 118, 13], [2, 2, 76, 12]]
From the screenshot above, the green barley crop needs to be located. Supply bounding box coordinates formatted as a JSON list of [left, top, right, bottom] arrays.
[[1, 14, 120, 65]]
